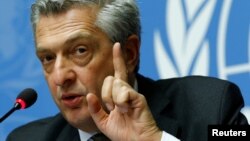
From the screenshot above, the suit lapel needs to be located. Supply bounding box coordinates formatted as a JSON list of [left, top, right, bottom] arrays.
[[56, 124, 80, 141], [137, 74, 181, 138], [42, 114, 80, 141]]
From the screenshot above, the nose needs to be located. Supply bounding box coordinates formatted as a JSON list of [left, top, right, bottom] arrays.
[[52, 56, 76, 88]]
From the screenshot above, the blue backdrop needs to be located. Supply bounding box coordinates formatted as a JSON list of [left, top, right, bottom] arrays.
[[0, 0, 249, 140]]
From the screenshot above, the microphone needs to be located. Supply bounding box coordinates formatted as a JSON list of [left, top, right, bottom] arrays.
[[0, 88, 37, 123]]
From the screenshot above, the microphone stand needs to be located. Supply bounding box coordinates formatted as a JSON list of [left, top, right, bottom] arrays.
[[0, 103, 21, 123]]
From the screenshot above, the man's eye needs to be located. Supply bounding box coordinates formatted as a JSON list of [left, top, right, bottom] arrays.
[[40, 55, 55, 64], [74, 46, 87, 55]]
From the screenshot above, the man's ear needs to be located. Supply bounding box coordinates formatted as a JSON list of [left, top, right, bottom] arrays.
[[123, 34, 140, 73]]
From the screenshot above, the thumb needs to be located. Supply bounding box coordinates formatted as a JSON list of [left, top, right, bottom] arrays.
[[86, 93, 108, 129]]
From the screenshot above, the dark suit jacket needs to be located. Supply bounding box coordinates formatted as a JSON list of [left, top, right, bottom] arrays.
[[7, 74, 249, 141]]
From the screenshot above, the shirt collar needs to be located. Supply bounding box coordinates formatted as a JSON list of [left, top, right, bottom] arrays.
[[78, 129, 97, 141]]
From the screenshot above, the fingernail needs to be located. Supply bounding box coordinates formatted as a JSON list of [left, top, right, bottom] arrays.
[[106, 103, 114, 111]]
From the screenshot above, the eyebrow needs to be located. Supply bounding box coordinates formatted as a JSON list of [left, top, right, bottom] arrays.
[[64, 32, 94, 45]]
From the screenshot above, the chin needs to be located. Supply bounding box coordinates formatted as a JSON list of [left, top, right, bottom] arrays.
[[63, 107, 95, 130]]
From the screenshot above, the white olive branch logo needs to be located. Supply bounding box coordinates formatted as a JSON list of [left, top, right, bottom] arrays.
[[154, 0, 216, 78]]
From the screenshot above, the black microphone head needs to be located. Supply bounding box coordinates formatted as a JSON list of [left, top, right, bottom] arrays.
[[15, 88, 38, 109]]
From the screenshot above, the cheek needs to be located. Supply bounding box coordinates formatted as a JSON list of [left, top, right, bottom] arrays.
[[77, 59, 114, 95], [44, 73, 58, 97], [77, 68, 104, 95]]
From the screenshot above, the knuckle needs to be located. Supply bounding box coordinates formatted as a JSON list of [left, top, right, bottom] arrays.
[[101, 93, 109, 100], [104, 75, 114, 83], [138, 93, 146, 102], [113, 78, 122, 85], [117, 87, 130, 104]]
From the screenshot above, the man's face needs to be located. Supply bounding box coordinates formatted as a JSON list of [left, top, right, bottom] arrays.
[[35, 7, 114, 131]]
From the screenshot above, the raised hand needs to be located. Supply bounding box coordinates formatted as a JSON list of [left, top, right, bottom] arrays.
[[86, 43, 162, 141]]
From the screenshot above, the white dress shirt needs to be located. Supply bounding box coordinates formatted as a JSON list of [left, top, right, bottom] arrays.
[[78, 129, 97, 141]]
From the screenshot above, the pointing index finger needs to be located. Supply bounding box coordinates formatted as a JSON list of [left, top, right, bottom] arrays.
[[113, 42, 128, 82]]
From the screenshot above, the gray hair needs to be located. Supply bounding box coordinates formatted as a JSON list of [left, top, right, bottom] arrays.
[[31, 0, 141, 72], [31, 0, 141, 44]]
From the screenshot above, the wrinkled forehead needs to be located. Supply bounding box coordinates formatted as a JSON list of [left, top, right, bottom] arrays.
[[36, 6, 99, 32], [35, 7, 102, 46]]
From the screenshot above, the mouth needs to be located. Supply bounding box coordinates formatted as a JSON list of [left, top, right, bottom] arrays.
[[61, 94, 84, 109]]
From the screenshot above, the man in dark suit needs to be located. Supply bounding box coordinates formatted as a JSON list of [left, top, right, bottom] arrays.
[[7, 0, 248, 141]]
